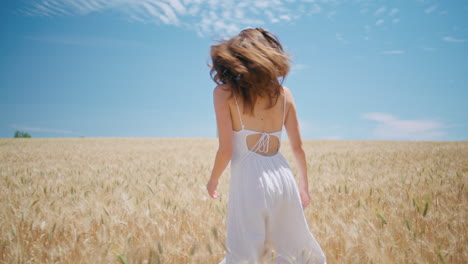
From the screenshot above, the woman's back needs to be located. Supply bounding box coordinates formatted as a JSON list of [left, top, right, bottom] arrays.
[[221, 84, 326, 263], [206, 28, 326, 264], [229, 85, 288, 157]]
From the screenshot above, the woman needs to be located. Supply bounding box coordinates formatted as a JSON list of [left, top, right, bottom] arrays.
[[206, 28, 327, 264]]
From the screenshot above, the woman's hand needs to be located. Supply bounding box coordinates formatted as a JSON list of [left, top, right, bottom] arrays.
[[299, 188, 311, 209], [206, 178, 220, 199]]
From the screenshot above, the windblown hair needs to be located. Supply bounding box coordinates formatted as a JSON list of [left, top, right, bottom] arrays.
[[210, 28, 292, 116]]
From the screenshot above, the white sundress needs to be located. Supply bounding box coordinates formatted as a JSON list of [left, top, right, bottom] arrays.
[[218, 87, 327, 264]]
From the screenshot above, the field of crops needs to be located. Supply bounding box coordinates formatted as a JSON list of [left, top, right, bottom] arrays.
[[0, 138, 466, 263]]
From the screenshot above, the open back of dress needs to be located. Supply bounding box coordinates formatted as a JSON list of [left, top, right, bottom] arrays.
[[232, 86, 286, 159], [219, 86, 327, 264]]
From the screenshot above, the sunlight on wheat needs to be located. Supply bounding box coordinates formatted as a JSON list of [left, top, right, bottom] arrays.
[[0, 138, 466, 263]]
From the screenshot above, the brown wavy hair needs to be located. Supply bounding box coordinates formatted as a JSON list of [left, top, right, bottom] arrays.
[[209, 28, 292, 116]]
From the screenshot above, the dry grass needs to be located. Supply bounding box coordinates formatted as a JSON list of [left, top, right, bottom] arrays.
[[0, 138, 466, 263]]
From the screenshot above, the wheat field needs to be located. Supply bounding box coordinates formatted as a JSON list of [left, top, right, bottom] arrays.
[[0, 138, 466, 263]]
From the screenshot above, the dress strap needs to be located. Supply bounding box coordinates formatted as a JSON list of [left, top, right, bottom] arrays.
[[282, 86, 286, 127], [234, 94, 245, 130]]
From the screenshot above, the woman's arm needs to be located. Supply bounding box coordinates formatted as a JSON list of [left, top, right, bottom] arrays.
[[283, 87, 311, 208], [206, 85, 233, 199]]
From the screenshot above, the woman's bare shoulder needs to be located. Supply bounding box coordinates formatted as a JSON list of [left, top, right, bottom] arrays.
[[282, 86, 293, 103], [213, 83, 232, 98]]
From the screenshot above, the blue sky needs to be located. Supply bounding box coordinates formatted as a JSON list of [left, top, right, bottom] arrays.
[[1, 0, 467, 141]]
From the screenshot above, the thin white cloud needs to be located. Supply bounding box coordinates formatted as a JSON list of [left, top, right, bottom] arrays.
[[374, 6, 386, 16], [167, 0, 186, 15], [382, 50, 405, 54], [10, 124, 74, 134], [335, 32, 348, 44], [291, 63, 310, 72], [307, 3, 322, 15], [389, 8, 399, 16], [361, 112, 447, 141], [13, 0, 419, 37], [22, 34, 150, 48], [364, 24, 371, 32], [392, 18, 400, 24], [254, 1, 270, 9], [438, 10, 448, 15], [152, 1, 179, 24], [362, 24, 371, 40], [289, 63, 311, 76], [327, 10, 336, 19], [421, 46, 436, 51], [16, 0, 330, 37], [442, 36, 466, 43], [298, 119, 313, 130], [424, 4, 438, 14], [297, 119, 346, 139], [298, 119, 318, 137], [279, 14, 292, 21]]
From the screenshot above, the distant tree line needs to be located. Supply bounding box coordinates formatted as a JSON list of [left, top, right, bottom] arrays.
[[14, 130, 31, 138]]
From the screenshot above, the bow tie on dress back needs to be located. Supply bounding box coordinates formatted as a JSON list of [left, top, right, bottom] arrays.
[[252, 133, 271, 154]]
